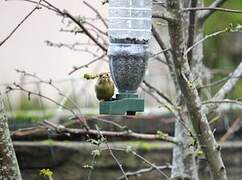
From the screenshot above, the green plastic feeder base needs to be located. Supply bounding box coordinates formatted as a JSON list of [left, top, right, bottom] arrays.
[[99, 93, 144, 115]]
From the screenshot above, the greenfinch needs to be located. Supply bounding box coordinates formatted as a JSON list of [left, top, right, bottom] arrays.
[[95, 73, 114, 101]]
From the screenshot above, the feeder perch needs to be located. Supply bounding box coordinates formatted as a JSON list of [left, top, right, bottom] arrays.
[[99, 0, 152, 115]]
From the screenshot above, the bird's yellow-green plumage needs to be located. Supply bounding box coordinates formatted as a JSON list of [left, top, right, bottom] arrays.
[[95, 73, 114, 101]]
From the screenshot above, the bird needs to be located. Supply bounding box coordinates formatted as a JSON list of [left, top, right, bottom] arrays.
[[95, 73, 114, 101]]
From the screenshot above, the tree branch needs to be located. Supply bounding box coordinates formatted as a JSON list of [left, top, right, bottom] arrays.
[[83, 1, 108, 28], [198, 74, 242, 90], [60, 9, 107, 52], [43, 120, 179, 144], [220, 115, 242, 143], [151, 24, 177, 85], [185, 7, 242, 14], [68, 54, 107, 75], [184, 5, 242, 23], [187, 0, 198, 64], [184, 28, 228, 57], [100, 146, 170, 179], [6, 83, 90, 130], [202, 99, 242, 107], [214, 62, 242, 100], [95, 125, 128, 180], [118, 165, 171, 180], [9, 0, 108, 52], [0, 1, 41, 47], [167, 1, 227, 179], [142, 80, 174, 107], [152, 3, 176, 22], [204, 62, 242, 114], [197, 0, 229, 22]]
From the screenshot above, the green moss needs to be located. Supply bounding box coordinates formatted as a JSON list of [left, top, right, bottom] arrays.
[[42, 139, 56, 146], [13, 110, 53, 122], [127, 141, 169, 151]]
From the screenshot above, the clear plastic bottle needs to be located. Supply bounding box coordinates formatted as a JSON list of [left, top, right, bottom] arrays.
[[108, 44, 149, 93], [108, 0, 152, 93], [108, 0, 152, 44]]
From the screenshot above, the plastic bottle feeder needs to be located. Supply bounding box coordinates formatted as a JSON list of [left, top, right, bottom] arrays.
[[99, 0, 152, 115]]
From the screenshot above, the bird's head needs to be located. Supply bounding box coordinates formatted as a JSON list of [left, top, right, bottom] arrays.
[[98, 73, 111, 83]]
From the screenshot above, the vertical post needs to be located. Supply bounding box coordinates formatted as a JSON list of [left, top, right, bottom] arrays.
[[0, 94, 22, 180]]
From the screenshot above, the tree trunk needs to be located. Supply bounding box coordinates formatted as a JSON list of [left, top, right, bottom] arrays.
[[0, 94, 22, 180], [166, 1, 227, 180], [152, 4, 198, 178]]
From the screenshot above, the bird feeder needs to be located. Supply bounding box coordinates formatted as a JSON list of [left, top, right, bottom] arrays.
[[99, 0, 152, 115]]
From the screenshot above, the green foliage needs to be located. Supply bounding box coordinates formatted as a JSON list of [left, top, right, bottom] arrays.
[[204, 0, 242, 98], [13, 110, 53, 122], [157, 131, 169, 139], [40, 169, 54, 180], [16, 97, 46, 111]]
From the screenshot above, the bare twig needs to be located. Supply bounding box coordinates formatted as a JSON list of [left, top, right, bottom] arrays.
[[83, 21, 107, 36], [118, 165, 171, 180], [83, 1, 108, 28], [89, 118, 127, 130], [184, 28, 228, 57], [96, 125, 128, 180], [45, 40, 105, 57], [202, 99, 242, 107], [142, 80, 174, 107], [9, 0, 108, 52], [6, 83, 90, 130], [214, 62, 242, 101], [140, 86, 176, 116], [204, 62, 242, 114], [6, 0, 56, 11], [151, 24, 177, 86], [14, 69, 80, 111], [184, 7, 242, 14], [220, 115, 242, 143], [45, 41, 100, 48], [100, 146, 171, 179], [68, 54, 106, 75], [130, 151, 170, 179], [197, 0, 228, 22], [199, 75, 242, 90], [60, 9, 107, 52], [0, 1, 41, 47], [150, 48, 171, 59]]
